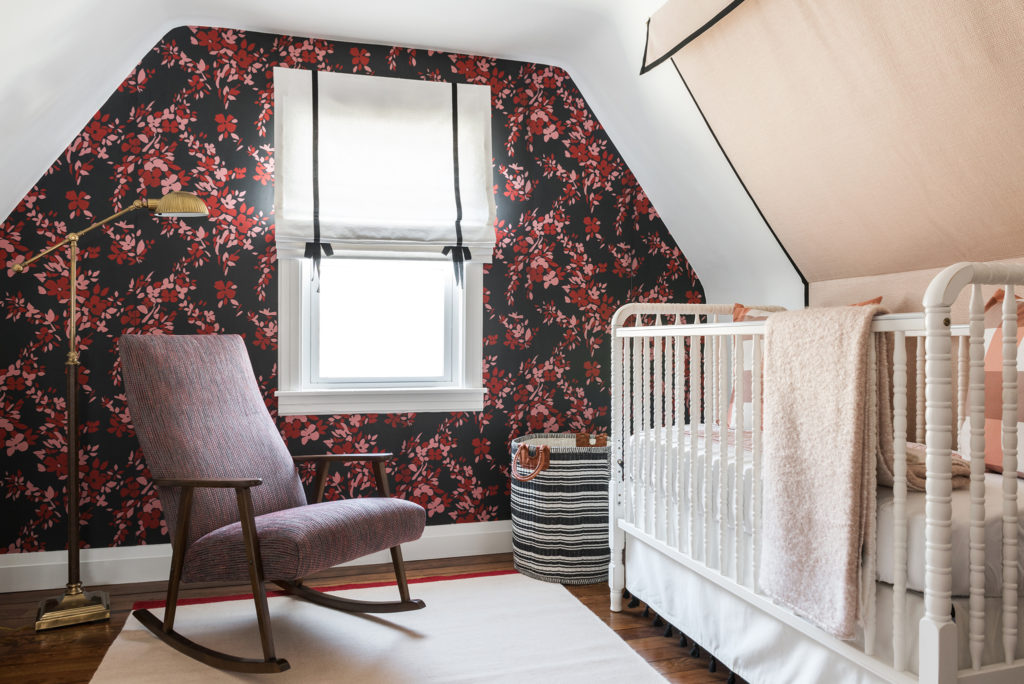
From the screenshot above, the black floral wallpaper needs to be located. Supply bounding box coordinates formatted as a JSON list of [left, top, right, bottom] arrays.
[[0, 26, 702, 553]]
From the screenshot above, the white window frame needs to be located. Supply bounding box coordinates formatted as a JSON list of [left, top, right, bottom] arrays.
[[276, 258, 484, 416]]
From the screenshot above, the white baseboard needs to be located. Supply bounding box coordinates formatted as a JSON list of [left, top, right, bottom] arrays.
[[0, 520, 512, 593]]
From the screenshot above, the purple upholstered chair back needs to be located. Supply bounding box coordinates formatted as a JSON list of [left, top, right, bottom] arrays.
[[119, 334, 306, 547]]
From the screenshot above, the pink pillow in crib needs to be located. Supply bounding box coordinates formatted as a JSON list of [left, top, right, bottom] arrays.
[[727, 304, 775, 428], [974, 289, 1024, 478]]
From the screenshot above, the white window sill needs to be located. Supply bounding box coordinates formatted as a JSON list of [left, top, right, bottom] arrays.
[[276, 387, 486, 416]]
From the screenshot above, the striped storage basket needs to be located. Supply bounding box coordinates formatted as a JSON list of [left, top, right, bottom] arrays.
[[510, 433, 610, 584]]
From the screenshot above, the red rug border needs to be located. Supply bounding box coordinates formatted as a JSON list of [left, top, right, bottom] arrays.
[[132, 569, 519, 610]]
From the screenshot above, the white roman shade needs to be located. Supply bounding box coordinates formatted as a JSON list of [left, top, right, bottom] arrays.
[[273, 67, 496, 263]]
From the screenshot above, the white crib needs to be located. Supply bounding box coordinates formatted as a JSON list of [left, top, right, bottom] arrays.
[[608, 262, 1024, 684]]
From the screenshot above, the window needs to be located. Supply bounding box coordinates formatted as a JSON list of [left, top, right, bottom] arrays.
[[314, 258, 452, 385], [276, 258, 483, 416], [272, 68, 492, 416]]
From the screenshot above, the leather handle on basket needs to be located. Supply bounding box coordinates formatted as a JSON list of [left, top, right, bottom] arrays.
[[511, 443, 550, 482], [575, 433, 607, 447]]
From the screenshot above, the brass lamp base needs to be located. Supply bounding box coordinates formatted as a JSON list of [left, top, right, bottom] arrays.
[[35, 584, 110, 631]]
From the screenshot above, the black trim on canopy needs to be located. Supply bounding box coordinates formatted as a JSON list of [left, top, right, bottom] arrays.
[[670, 60, 809, 305], [640, 0, 749, 75]]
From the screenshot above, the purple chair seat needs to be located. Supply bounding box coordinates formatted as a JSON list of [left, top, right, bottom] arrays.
[[184, 497, 425, 583]]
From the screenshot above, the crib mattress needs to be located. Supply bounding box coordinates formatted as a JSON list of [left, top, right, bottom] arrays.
[[876, 472, 1024, 597]]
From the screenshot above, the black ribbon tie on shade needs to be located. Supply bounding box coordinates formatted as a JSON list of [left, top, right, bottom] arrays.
[[306, 69, 333, 290], [445, 82, 470, 288]]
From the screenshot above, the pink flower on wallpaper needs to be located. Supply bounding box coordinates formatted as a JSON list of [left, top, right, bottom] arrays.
[[5, 432, 28, 456], [299, 423, 320, 445]]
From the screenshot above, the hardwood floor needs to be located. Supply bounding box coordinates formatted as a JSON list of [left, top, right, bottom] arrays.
[[0, 553, 740, 683]]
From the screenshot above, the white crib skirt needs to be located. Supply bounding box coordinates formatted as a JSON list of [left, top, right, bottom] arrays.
[[624, 532, 1024, 683]]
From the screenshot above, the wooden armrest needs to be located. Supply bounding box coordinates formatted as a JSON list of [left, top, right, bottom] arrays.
[[292, 452, 393, 464], [294, 453, 395, 504], [153, 477, 262, 489]]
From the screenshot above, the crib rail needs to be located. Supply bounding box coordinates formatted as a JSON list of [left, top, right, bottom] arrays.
[[608, 268, 1024, 683]]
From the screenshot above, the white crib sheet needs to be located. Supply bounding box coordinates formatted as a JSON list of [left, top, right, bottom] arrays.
[[876, 472, 1024, 597]]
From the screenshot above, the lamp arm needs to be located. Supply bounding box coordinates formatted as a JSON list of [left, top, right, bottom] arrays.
[[11, 200, 146, 274]]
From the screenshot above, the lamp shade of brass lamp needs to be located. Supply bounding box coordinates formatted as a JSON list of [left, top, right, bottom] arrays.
[[145, 191, 209, 218], [9, 190, 208, 630]]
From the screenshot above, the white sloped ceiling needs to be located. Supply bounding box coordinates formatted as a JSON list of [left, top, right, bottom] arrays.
[[0, 0, 804, 308]]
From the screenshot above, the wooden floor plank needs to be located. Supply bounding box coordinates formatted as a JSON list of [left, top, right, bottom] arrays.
[[0, 553, 740, 683]]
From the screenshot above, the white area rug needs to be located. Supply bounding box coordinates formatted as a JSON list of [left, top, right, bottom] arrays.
[[92, 572, 665, 683]]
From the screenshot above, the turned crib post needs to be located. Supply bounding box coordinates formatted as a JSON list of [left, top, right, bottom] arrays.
[[608, 306, 629, 611], [920, 269, 961, 684], [920, 301, 958, 684]]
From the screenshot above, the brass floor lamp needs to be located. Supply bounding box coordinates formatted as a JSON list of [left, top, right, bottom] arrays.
[[11, 191, 208, 631]]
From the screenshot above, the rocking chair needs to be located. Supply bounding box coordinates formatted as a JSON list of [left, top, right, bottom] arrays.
[[118, 334, 426, 673]]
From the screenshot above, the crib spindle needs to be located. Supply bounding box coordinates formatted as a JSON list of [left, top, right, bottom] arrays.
[[653, 327, 665, 543], [689, 334, 700, 558], [718, 335, 728, 575], [968, 285, 987, 670], [631, 334, 642, 531], [704, 334, 714, 567], [732, 335, 743, 582], [621, 333, 632, 530], [1002, 285, 1019, 664], [917, 336, 926, 444], [673, 329, 685, 552], [892, 331, 908, 672], [643, 333, 654, 536], [751, 335, 762, 591], [958, 334, 969, 447], [663, 332, 675, 547]]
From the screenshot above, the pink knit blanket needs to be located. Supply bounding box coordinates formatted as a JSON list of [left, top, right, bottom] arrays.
[[759, 305, 887, 640]]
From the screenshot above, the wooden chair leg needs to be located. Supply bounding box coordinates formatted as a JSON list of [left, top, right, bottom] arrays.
[[313, 461, 330, 504], [373, 460, 417, 604], [162, 487, 193, 634], [390, 545, 412, 604], [133, 485, 290, 673], [236, 488, 278, 663]]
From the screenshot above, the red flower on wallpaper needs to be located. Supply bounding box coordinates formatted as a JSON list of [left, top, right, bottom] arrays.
[[65, 190, 91, 219], [213, 279, 238, 307], [82, 115, 113, 145], [350, 47, 371, 72], [215, 113, 238, 141]]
